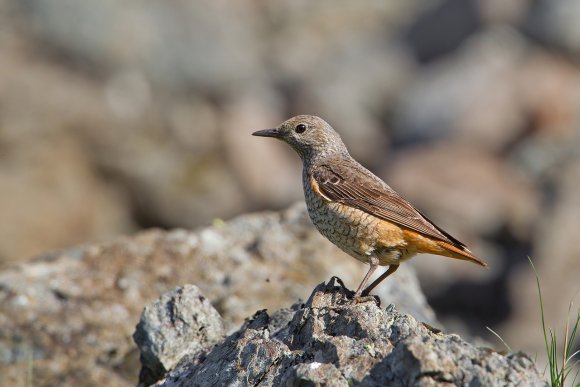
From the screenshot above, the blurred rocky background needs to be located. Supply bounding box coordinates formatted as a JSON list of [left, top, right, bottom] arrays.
[[0, 0, 578, 384]]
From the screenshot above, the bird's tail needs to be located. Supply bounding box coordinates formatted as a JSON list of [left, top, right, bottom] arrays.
[[402, 229, 487, 266], [435, 241, 487, 267]]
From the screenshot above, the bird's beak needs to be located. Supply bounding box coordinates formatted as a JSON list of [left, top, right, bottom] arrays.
[[252, 128, 281, 138]]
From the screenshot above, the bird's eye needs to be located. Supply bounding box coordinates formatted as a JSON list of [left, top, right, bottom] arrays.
[[295, 124, 307, 133]]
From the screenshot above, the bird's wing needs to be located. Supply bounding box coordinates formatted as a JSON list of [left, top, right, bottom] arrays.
[[312, 162, 466, 247]]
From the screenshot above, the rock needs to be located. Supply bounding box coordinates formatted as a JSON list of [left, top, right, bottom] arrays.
[[133, 285, 225, 386], [523, 0, 580, 57], [220, 90, 302, 209], [393, 28, 531, 151], [0, 204, 435, 386], [152, 278, 546, 386], [0, 134, 133, 266]]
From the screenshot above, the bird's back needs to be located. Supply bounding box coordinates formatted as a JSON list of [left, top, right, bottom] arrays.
[[304, 155, 485, 266]]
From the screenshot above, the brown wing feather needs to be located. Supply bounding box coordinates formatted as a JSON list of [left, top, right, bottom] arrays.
[[312, 161, 464, 247]]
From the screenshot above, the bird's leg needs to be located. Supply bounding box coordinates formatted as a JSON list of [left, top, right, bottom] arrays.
[[354, 256, 379, 298], [361, 264, 399, 296]]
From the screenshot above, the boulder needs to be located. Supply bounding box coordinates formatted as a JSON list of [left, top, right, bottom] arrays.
[[145, 279, 545, 386], [0, 204, 434, 386]]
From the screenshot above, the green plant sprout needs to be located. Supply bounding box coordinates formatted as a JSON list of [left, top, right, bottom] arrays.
[[529, 257, 579, 387]]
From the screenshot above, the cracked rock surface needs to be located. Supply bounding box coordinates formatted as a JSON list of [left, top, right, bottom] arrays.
[[133, 285, 226, 386], [142, 279, 546, 386]]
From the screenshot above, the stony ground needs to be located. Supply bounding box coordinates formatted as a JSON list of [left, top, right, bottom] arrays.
[[137, 280, 546, 386], [0, 204, 435, 386]]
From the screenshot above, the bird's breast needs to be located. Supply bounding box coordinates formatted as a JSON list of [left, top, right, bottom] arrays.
[[303, 171, 404, 264]]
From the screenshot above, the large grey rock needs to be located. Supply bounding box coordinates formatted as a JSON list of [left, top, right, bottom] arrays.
[[133, 285, 225, 386], [524, 0, 580, 56], [0, 204, 434, 386], [153, 278, 546, 386]]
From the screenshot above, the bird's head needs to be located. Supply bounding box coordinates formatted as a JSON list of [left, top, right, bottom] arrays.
[[252, 115, 348, 162]]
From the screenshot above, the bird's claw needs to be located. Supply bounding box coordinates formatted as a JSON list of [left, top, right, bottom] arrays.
[[354, 294, 381, 306]]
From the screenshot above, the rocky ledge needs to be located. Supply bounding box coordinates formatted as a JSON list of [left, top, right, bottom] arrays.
[[135, 279, 546, 387], [0, 204, 435, 386]]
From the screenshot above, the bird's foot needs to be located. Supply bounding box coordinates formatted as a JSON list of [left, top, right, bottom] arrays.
[[351, 293, 381, 306], [327, 276, 380, 306]]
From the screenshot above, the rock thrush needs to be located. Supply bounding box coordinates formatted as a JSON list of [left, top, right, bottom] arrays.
[[253, 115, 486, 297]]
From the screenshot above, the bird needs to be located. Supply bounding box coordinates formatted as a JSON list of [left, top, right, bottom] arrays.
[[252, 115, 486, 298]]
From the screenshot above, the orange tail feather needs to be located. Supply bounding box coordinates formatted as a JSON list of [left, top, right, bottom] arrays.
[[435, 241, 487, 267], [402, 229, 487, 267]]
